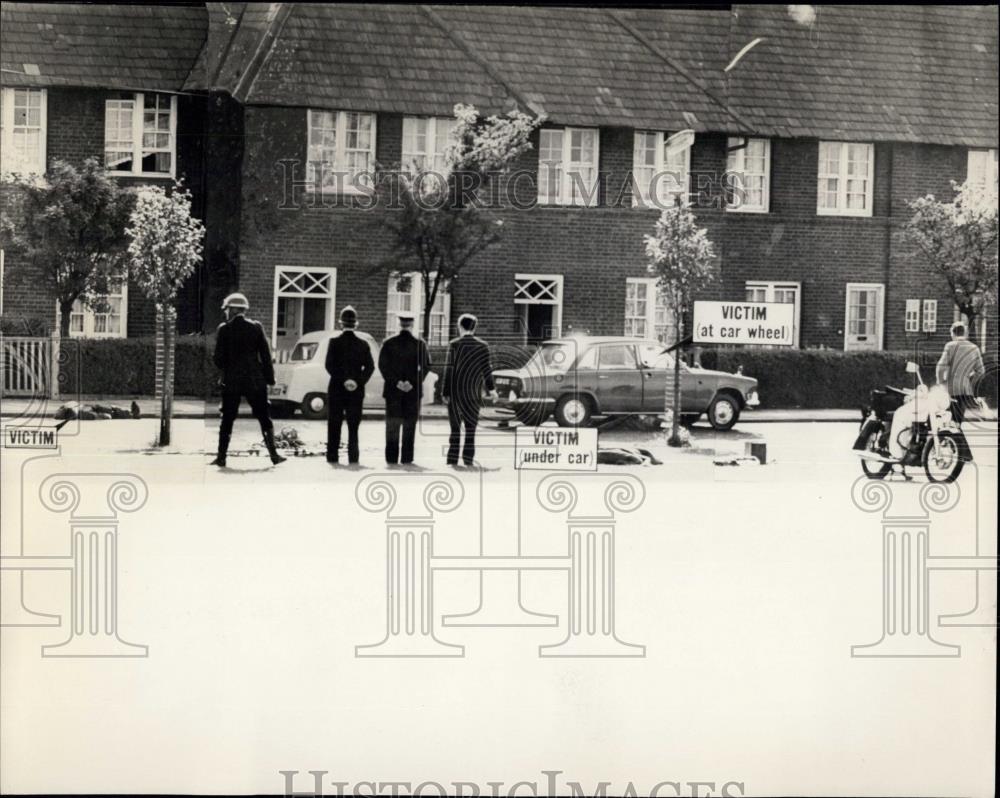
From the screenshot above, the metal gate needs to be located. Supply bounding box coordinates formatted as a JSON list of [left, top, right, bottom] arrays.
[[1, 336, 52, 398]]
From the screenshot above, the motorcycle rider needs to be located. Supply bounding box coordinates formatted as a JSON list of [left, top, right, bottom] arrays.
[[936, 321, 985, 425]]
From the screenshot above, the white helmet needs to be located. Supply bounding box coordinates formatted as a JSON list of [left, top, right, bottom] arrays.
[[221, 292, 249, 310]]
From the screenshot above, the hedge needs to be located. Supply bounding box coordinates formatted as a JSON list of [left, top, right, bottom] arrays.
[[696, 348, 998, 409], [60, 336, 216, 397], [54, 336, 997, 410]]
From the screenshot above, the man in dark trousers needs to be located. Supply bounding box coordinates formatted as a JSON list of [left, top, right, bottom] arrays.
[[936, 321, 986, 425], [211, 292, 286, 467], [442, 313, 497, 466], [325, 305, 374, 464], [378, 313, 431, 465]]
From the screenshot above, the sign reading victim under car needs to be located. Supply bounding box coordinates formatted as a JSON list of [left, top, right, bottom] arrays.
[[692, 300, 795, 346], [515, 427, 598, 471]]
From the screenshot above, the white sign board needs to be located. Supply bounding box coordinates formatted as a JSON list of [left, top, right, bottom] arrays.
[[3, 424, 59, 449], [514, 427, 598, 471], [693, 301, 795, 346]]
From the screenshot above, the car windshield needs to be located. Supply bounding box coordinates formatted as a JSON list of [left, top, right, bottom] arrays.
[[290, 342, 318, 362], [523, 343, 576, 374]]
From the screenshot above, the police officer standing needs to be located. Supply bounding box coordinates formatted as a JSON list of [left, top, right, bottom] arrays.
[[211, 292, 286, 467], [378, 313, 431, 466], [326, 306, 374, 464], [442, 313, 497, 467]]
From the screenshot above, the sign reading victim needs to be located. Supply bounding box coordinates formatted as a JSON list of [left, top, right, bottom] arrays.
[[693, 301, 795, 346], [515, 427, 598, 471]]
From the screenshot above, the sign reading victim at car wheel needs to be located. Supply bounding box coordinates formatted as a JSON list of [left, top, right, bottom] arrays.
[[515, 427, 598, 471], [693, 301, 795, 346]]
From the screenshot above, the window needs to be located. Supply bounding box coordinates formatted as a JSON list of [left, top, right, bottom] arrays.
[[307, 110, 376, 194], [401, 116, 456, 176], [817, 141, 874, 216], [104, 92, 176, 176], [726, 137, 770, 212], [386, 272, 451, 346], [905, 299, 920, 332], [67, 284, 127, 338], [538, 127, 599, 206], [0, 88, 46, 174], [922, 299, 937, 333], [598, 344, 638, 370], [624, 278, 676, 343], [967, 148, 998, 200], [633, 131, 690, 208], [745, 281, 801, 347]]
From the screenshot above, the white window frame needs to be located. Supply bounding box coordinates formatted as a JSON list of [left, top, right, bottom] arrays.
[[0, 87, 47, 175], [624, 277, 656, 338], [386, 271, 451, 346], [967, 148, 998, 201], [64, 284, 128, 339], [817, 141, 874, 217], [401, 116, 456, 177], [538, 127, 600, 207], [104, 92, 177, 178], [306, 109, 377, 195], [726, 136, 770, 213], [744, 281, 801, 348], [844, 282, 885, 351], [514, 273, 563, 339], [271, 266, 337, 349], [632, 131, 691, 209], [904, 299, 920, 333], [922, 299, 938, 333]]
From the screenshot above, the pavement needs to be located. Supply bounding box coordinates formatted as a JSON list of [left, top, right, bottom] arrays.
[[0, 393, 908, 423], [2, 416, 995, 794]]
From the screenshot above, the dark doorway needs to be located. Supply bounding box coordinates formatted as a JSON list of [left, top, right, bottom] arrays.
[[520, 304, 556, 344], [302, 297, 328, 334]]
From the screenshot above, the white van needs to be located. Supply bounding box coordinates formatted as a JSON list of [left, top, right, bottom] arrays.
[[268, 330, 436, 419]]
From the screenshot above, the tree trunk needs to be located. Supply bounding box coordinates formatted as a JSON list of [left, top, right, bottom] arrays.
[[666, 312, 684, 447], [58, 300, 73, 338], [157, 306, 177, 447], [667, 349, 683, 447]]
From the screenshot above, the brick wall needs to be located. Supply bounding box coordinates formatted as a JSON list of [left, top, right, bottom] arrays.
[[234, 109, 991, 356], [1, 87, 208, 337]]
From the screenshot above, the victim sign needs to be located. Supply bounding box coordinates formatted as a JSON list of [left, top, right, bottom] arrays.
[[693, 301, 795, 346]]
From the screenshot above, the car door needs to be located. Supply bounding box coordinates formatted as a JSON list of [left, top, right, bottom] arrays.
[[637, 342, 708, 413], [595, 343, 643, 412]]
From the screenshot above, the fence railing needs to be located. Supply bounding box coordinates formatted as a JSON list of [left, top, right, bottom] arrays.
[[1, 335, 53, 398]]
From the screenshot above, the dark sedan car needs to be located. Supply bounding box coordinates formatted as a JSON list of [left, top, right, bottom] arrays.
[[491, 336, 760, 429]]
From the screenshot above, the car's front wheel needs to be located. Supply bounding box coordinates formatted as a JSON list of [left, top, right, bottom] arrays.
[[555, 395, 593, 427], [707, 393, 740, 431], [300, 392, 328, 420]]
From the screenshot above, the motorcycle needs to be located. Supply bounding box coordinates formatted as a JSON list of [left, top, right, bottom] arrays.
[[853, 361, 971, 483]]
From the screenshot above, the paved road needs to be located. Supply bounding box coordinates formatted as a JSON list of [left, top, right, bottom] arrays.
[[1, 416, 995, 795]]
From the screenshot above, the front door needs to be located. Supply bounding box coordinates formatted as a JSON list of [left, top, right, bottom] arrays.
[[845, 283, 884, 351], [595, 343, 643, 413]]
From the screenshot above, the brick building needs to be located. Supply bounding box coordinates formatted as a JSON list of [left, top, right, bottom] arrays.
[[1, 3, 997, 357]]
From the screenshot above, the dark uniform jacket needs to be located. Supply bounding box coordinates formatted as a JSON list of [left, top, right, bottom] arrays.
[[442, 334, 494, 408], [213, 315, 275, 388], [325, 330, 375, 396], [379, 330, 432, 404]]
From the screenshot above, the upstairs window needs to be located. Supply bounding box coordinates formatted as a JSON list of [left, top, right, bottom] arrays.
[[0, 88, 47, 175], [967, 148, 998, 201], [104, 92, 176, 176], [633, 131, 690, 208], [401, 116, 457, 177], [538, 127, 599, 206], [726, 137, 770, 213], [307, 109, 376, 194], [817, 141, 873, 217]]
